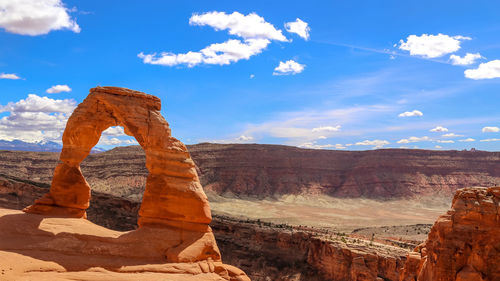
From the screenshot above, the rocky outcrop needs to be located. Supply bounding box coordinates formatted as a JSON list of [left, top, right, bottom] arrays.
[[18, 87, 248, 280], [0, 208, 248, 281], [400, 186, 500, 281]]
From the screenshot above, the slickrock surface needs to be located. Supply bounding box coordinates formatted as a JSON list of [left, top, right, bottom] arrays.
[[13, 87, 248, 281], [1, 144, 498, 201], [400, 186, 500, 281], [0, 208, 247, 281]]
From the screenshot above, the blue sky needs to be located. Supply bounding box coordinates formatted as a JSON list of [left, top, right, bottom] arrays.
[[0, 0, 499, 150]]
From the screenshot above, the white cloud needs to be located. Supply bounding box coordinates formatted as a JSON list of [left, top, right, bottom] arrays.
[[139, 11, 287, 67], [189, 11, 287, 41], [397, 136, 432, 144], [284, 18, 310, 40], [442, 133, 463, 138], [273, 60, 305, 75], [299, 142, 346, 150], [398, 34, 470, 58], [436, 140, 454, 143], [317, 136, 327, 139], [352, 139, 390, 149], [311, 125, 341, 133], [465, 60, 500, 80], [435, 145, 442, 149], [449, 53, 482, 65], [236, 135, 253, 141], [0, 73, 21, 79], [0, 94, 76, 142], [458, 138, 475, 142], [139, 38, 270, 67], [97, 136, 137, 146], [250, 74, 255, 79], [398, 110, 423, 117], [0, 94, 76, 113], [102, 126, 126, 136], [482, 126, 499, 133], [480, 138, 500, 142], [430, 126, 448, 132], [46, 84, 71, 93], [0, 0, 80, 36]]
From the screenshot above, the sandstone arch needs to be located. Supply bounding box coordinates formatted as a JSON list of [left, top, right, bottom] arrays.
[[25, 86, 211, 230]]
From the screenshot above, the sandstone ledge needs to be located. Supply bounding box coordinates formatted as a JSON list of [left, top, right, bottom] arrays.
[[0, 208, 249, 281]]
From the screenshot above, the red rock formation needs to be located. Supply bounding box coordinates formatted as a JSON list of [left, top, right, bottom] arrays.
[[1, 144, 499, 200], [20, 86, 248, 280], [400, 186, 500, 281], [189, 143, 500, 199], [0, 208, 249, 281], [24, 87, 211, 229]]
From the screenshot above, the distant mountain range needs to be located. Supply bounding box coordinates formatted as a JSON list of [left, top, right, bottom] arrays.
[[0, 139, 106, 153]]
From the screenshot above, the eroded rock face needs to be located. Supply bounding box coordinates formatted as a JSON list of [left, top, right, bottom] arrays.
[[21, 87, 248, 280], [24, 87, 211, 229], [400, 186, 500, 281]]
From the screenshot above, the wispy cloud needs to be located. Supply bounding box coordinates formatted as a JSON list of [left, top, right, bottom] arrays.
[[239, 104, 395, 145], [0, 73, 21, 80], [398, 110, 423, 117], [397, 136, 432, 144], [430, 126, 448, 132], [482, 126, 500, 133]]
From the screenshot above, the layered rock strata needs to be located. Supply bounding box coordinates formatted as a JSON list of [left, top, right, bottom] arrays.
[[1, 144, 499, 200], [400, 186, 500, 281]]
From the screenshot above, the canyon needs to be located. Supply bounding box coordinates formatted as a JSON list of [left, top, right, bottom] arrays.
[[1, 174, 498, 280]]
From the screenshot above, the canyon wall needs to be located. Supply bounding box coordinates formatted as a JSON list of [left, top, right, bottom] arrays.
[[0, 144, 499, 200]]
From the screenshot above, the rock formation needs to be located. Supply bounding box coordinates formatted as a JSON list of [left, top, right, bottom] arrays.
[[400, 186, 500, 281], [1, 144, 499, 200], [189, 143, 500, 199], [19, 86, 248, 280]]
